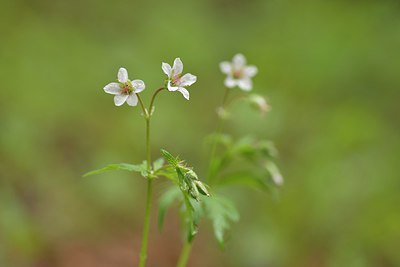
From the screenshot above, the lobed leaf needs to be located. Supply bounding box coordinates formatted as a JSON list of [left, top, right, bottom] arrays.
[[158, 186, 181, 231], [83, 162, 147, 177], [204, 195, 239, 246]]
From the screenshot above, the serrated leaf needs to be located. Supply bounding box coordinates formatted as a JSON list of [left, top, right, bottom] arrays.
[[160, 149, 179, 167], [204, 195, 239, 246], [83, 162, 147, 177], [158, 186, 181, 231]]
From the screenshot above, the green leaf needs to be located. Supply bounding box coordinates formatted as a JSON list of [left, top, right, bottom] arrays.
[[231, 136, 258, 159], [160, 149, 180, 167], [158, 187, 181, 231], [153, 158, 165, 171], [206, 133, 233, 147], [156, 168, 178, 182], [183, 194, 199, 242], [257, 140, 278, 158], [204, 195, 239, 247], [83, 162, 147, 177]]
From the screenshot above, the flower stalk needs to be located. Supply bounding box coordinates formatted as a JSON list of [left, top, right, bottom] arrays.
[[176, 241, 193, 267]]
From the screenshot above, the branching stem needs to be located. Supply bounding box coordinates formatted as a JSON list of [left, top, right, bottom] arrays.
[[138, 87, 164, 267]]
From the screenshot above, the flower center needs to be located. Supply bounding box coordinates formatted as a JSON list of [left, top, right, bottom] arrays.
[[120, 81, 134, 95], [172, 75, 181, 86], [232, 69, 243, 79]]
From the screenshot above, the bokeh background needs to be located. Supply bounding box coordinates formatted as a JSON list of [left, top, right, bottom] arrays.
[[1, 0, 399, 266]]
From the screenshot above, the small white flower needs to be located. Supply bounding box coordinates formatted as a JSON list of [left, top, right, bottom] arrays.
[[103, 67, 145, 106], [162, 58, 197, 100], [220, 53, 258, 91]]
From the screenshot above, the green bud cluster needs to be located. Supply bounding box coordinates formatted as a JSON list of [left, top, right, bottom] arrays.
[[161, 149, 210, 201]]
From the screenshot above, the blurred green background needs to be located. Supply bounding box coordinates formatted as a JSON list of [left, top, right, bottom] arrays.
[[1, 0, 399, 266]]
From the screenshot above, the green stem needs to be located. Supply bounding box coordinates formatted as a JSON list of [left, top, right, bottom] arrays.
[[137, 87, 164, 267], [206, 88, 230, 182], [176, 241, 193, 267], [137, 94, 149, 118], [149, 87, 165, 113], [139, 116, 152, 267], [146, 119, 151, 170], [139, 178, 153, 267]]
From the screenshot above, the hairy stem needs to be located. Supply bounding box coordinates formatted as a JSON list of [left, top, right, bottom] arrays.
[[176, 241, 193, 267]]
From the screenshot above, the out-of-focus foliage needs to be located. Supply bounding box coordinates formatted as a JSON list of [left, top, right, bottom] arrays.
[[1, 0, 400, 266]]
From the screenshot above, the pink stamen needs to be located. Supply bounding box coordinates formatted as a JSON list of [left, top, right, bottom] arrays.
[[172, 75, 181, 85]]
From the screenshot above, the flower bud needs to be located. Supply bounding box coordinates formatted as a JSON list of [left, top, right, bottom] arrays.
[[194, 180, 210, 197], [184, 169, 199, 181], [189, 181, 200, 201], [248, 94, 270, 115]]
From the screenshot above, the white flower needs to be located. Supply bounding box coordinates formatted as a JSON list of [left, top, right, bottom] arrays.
[[220, 53, 258, 91], [103, 68, 145, 106], [162, 58, 197, 100]]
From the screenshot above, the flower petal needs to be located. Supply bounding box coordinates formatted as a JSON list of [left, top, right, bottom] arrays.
[[167, 81, 179, 91], [178, 87, 190, 100], [224, 76, 237, 88], [104, 82, 121, 94], [238, 78, 253, 91], [219, 61, 232, 74], [162, 62, 172, 77], [126, 94, 138, 106], [244, 65, 258, 77], [179, 73, 197, 87], [118, 67, 129, 83], [132, 79, 145, 93], [172, 58, 183, 75], [114, 94, 129, 106], [233, 53, 246, 69]]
